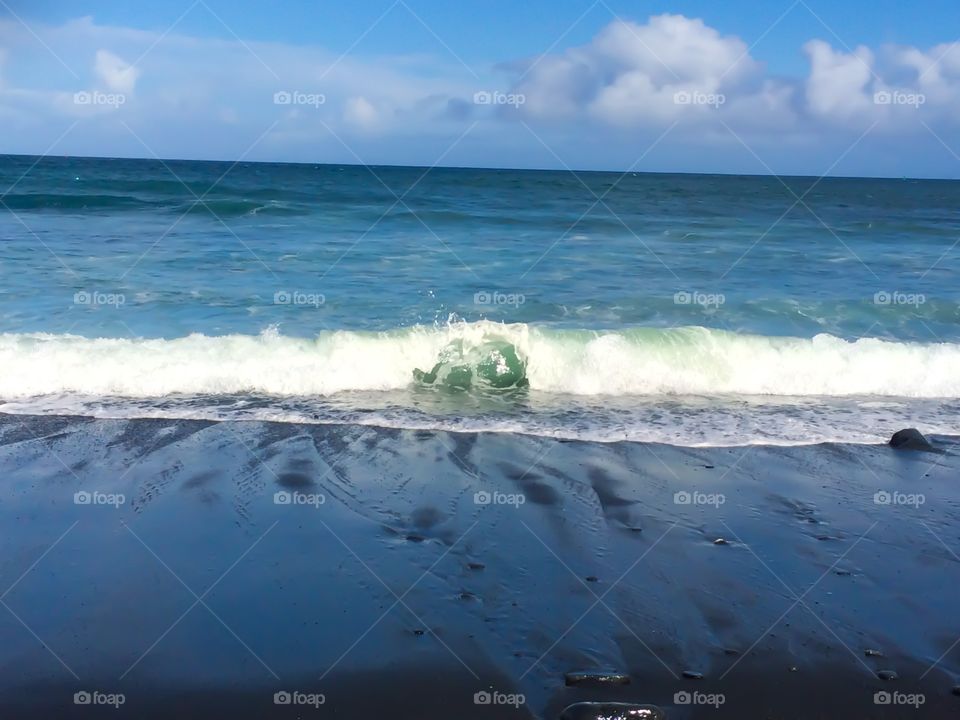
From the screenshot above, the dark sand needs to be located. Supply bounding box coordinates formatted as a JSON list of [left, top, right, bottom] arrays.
[[0, 413, 958, 718]]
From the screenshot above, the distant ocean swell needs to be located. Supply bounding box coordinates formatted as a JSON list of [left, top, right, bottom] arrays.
[[1, 322, 958, 399]]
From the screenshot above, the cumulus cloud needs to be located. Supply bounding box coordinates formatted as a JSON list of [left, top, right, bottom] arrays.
[[505, 14, 960, 137], [509, 15, 791, 128], [94, 49, 139, 94], [804, 40, 874, 120]]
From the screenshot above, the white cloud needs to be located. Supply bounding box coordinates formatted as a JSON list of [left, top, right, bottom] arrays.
[[94, 49, 139, 94], [511, 15, 787, 128], [343, 96, 380, 131], [803, 40, 874, 120]]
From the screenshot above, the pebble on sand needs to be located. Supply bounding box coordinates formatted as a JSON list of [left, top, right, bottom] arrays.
[[682, 670, 704, 680], [877, 670, 898, 680], [864, 649, 884, 657], [889, 428, 936, 452]]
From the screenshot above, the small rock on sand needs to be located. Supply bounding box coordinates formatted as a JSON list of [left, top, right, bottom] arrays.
[[864, 648, 884, 657], [682, 670, 704, 680], [877, 670, 898, 680], [889, 428, 935, 452]]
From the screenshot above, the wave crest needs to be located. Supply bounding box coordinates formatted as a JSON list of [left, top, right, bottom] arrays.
[[0, 322, 958, 398]]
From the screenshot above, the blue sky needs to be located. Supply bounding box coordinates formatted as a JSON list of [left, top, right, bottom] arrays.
[[2, 0, 960, 177]]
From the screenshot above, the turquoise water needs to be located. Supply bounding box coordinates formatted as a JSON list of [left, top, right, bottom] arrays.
[[1, 154, 958, 444]]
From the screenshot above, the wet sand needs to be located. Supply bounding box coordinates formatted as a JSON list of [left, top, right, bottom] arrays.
[[0, 413, 958, 718]]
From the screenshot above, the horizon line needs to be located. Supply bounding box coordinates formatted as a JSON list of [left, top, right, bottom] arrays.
[[0, 151, 955, 183]]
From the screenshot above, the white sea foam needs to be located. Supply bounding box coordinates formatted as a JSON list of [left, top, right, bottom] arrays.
[[1, 322, 959, 398]]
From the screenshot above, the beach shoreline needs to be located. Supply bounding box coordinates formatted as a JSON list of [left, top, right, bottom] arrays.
[[1, 412, 958, 718]]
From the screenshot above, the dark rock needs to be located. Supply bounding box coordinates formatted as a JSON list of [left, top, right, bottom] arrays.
[[864, 648, 884, 657], [559, 702, 665, 719], [585, 575, 599, 583], [467, 562, 485, 570], [952, 685, 960, 696], [412, 629, 425, 636], [713, 538, 728, 545], [405, 534, 426, 543], [682, 670, 704, 680], [877, 670, 898, 680], [889, 428, 936, 452], [564, 671, 631, 687], [723, 648, 740, 656]]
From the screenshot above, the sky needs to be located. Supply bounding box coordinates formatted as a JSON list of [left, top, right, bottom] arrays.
[[1, 0, 959, 177]]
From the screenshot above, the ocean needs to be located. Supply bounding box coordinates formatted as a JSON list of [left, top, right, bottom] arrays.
[[4, 154, 960, 719], [1, 154, 958, 444]]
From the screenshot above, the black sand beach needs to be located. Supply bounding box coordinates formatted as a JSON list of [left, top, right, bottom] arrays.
[[1, 413, 958, 718]]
